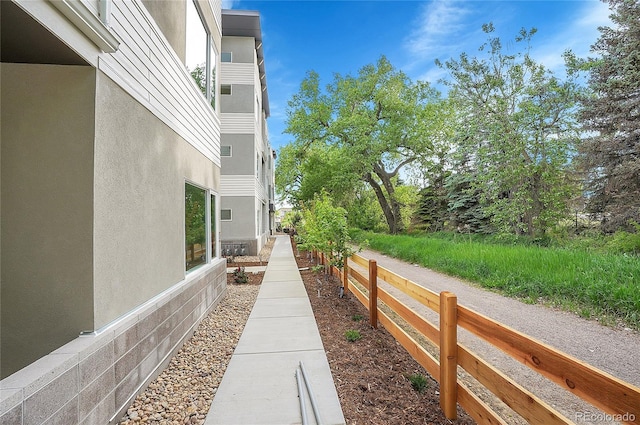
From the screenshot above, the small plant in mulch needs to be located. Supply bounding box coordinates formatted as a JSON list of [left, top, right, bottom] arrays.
[[407, 373, 429, 393], [344, 329, 362, 342], [352, 314, 364, 322], [233, 266, 248, 284]]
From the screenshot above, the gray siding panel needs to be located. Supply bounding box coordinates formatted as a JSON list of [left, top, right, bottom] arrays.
[[220, 84, 255, 113], [221, 134, 255, 175], [220, 197, 256, 240], [221, 37, 255, 63]]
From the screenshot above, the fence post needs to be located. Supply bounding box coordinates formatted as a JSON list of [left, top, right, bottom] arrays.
[[439, 291, 458, 420], [343, 257, 349, 293], [368, 259, 378, 329]]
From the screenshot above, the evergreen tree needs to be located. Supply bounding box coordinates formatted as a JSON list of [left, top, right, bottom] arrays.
[[445, 169, 493, 234], [414, 175, 449, 233], [574, 0, 640, 232]]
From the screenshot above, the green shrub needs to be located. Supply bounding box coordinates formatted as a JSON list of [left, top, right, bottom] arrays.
[[407, 373, 429, 393], [606, 222, 640, 254], [344, 330, 362, 342], [233, 266, 248, 284]]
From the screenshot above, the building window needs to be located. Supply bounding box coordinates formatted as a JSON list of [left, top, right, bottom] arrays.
[[186, 0, 216, 109], [221, 52, 232, 62], [221, 84, 231, 95], [221, 145, 232, 157], [185, 182, 207, 271], [221, 209, 232, 221]]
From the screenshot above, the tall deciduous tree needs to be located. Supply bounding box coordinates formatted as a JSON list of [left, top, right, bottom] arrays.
[[571, 0, 640, 232], [276, 142, 359, 209], [280, 56, 446, 234], [438, 24, 580, 236]]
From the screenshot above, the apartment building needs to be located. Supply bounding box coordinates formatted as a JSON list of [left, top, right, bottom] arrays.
[[219, 9, 276, 257], [1, 0, 227, 423]]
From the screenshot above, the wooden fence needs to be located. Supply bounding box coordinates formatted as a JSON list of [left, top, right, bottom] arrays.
[[313, 251, 640, 425]]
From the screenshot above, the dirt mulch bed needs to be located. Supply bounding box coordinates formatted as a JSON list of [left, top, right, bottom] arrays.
[[294, 252, 475, 425]]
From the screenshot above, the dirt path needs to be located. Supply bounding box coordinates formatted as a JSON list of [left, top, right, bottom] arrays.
[[353, 249, 640, 424]]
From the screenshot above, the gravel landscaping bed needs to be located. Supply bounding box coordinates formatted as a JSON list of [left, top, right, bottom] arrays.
[[118, 240, 276, 425], [117, 276, 261, 425]]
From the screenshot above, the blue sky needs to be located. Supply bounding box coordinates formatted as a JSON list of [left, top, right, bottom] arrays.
[[224, 0, 611, 152]]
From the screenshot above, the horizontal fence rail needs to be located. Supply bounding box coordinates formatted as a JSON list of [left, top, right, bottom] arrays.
[[312, 250, 640, 425]]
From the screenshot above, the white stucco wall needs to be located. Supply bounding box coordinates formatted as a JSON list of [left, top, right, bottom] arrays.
[[93, 72, 221, 328]]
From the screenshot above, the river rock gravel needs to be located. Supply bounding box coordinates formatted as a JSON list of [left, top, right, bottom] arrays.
[[117, 281, 260, 425]]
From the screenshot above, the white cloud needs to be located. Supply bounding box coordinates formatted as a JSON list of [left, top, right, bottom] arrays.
[[267, 100, 287, 121], [405, 0, 473, 59], [402, 0, 490, 84], [265, 57, 283, 74], [403, 0, 613, 84], [415, 66, 448, 88], [576, 0, 613, 29]]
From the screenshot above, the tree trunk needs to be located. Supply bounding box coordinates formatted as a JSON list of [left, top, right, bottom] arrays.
[[373, 162, 405, 234], [364, 172, 403, 234]]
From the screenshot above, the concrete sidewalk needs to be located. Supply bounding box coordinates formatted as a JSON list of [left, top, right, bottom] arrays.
[[205, 235, 345, 425]]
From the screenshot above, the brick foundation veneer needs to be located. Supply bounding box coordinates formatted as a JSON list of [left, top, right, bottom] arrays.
[[0, 260, 227, 425]]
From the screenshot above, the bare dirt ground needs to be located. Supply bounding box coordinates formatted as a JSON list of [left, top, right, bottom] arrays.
[[295, 250, 475, 425]]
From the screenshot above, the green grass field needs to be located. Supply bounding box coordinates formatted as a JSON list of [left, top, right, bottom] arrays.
[[353, 230, 640, 330]]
